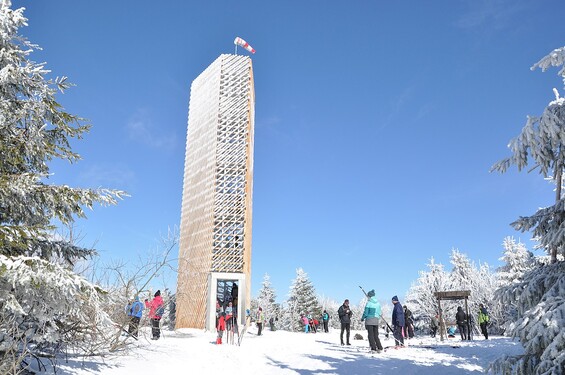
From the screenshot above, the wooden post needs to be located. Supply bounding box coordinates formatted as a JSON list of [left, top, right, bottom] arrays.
[[438, 298, 445, 341], [464, 297, 471, 341]]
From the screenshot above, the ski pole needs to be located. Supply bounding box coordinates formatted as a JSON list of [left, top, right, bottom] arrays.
[[359, 285, 401, 346]]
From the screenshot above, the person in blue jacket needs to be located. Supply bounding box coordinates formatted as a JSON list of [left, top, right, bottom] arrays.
[[127, 295, 144, 338], [391, 295, 405, 348], [361, 289, 384, 353]]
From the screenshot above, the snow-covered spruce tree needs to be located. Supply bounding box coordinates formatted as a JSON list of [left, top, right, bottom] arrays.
[[490, 46, 565, 375], [491, 47, 565, 265], [0, 2, 125, 373], [405, 257, 451, 332], [449, 249, 501, 334], [495, 237, 537, 334], [281, 268, 320, 332], [255, 273, 279, 323], [490, 262, 565, 374], [497, 237, 536, 286]]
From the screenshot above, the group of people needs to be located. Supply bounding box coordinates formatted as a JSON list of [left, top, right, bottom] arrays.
[[337, 292, 493, 353], [337, 293, 407, 353], [297, 313, 317, 333], [216, 299, 240, 344], [299, 310, 330, 333], [429, 303, 490, 340], [124, 290, 165, 340]]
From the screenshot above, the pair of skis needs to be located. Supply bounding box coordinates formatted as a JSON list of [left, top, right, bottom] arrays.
[[237, 311, 252, 346], [225, 316, 238, 345]]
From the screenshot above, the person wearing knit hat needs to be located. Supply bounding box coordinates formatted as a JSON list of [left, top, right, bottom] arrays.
[[145, 290, 164, 340], [361, 289, 383, 353], [391, 295, 405, 348]]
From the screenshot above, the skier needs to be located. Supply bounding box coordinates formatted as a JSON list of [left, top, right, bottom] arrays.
[[322, 310, 330, 333], [145, 290, 164, 340], [256, 307, 264, 336], [430, 314, 439, 338], [391, 295, 405, 348], [361, 289, 384, 354], [338, 299, 352, 345], [127, 295, 144, 338], [403, 305, 414, 339], [478, 304, 490, 340], [455, 306, 468, 340]]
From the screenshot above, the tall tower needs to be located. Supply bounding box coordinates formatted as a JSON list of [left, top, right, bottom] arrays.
[[176, 54, 254, 330]]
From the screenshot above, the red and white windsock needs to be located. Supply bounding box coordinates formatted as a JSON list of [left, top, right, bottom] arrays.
[[234, 37, 255, 54]]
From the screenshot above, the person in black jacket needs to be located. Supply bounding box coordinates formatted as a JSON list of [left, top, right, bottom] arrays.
[[391, 295, 405, 348], [455, 306, 468, 340], [403, 305, 414, 339], [338, 299, 352, 345]]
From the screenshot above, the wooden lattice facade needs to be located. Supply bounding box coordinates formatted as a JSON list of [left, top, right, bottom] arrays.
[[176, 54, 254, 329]]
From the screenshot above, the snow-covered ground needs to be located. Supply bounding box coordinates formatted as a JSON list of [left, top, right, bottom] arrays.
[[53, 326, 524, 374]]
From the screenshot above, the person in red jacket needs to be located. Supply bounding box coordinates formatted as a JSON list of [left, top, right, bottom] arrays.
[[145, 290, 164, 340], [216, 312, 226, 344]]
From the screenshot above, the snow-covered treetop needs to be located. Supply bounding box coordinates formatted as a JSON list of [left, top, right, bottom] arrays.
[[491, 46, 565, 263], [531, 46, 565, 88]]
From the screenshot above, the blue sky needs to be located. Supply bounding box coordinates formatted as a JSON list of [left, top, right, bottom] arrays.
[[16, 1, 565, 305]]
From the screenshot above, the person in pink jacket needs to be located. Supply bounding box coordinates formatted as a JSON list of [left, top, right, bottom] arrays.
[[301, 314, 309, 333], [145, 290, 164, 340]]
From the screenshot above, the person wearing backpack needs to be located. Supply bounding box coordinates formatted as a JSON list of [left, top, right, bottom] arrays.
[[322, 310, 330, 333], [478, 304, 490, 340], [403, 305, 414, 339], [127, 295, 144, 338], [145, 290, 164, 340]]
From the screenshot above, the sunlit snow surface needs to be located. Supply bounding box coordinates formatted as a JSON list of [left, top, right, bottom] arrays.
[[51, 327, 523, 374]]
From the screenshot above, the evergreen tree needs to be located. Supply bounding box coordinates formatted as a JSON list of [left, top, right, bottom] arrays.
[[405, 257, 450, 331], [490, 46, 565, 374], [256, 273, 279, 323], [407, 251, 500, 335], [449, 249, 501, 334], [281, 268, 320, 332], [497, 237, 535, 285], [495, 237, 537, 334], [0, 1, 125, 263], [449, 248, 475, 291], [491, 47, 565, 265], [0, 2, 125, 372], [491, 262, 565, 374]]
